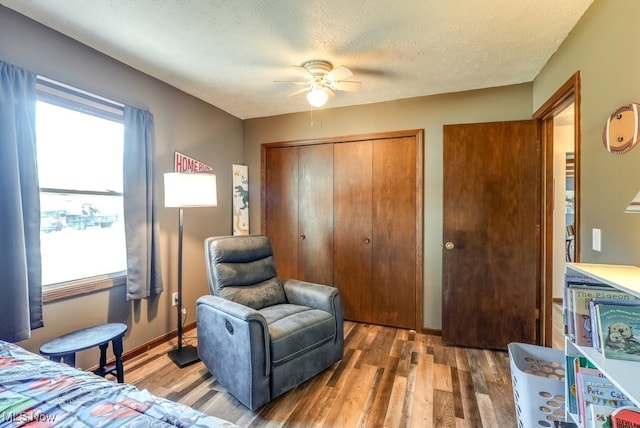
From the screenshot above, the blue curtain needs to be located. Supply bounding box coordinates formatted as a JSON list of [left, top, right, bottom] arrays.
[[0, 61, 43, 342], [123, 106, 164, 300]]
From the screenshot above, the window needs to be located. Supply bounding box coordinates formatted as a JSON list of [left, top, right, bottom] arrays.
[[36, 78, 126, 301]]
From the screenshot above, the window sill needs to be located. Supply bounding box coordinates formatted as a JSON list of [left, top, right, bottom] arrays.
[[43, 272, 126, 303]]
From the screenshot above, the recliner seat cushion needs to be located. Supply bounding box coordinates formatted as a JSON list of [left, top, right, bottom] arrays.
[[260, 304, 336, 365]]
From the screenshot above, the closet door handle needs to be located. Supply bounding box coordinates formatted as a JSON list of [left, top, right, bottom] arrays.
[[363, 238, 371, 244], [300, 234, 306, 240]]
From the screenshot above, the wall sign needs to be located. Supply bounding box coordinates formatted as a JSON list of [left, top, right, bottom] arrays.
[[174, 151, 213, 172]]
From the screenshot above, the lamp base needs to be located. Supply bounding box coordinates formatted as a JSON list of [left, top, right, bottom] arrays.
[[168, 345, 200, 368]]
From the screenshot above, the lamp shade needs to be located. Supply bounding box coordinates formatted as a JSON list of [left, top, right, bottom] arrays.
[[164, 172, 217, 208]]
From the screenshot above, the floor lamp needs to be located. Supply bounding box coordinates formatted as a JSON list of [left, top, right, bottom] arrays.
[[164, 171, 217, 368]]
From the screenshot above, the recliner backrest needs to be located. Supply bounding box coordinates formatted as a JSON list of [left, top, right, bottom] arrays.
[[204, 235, 286, 309]]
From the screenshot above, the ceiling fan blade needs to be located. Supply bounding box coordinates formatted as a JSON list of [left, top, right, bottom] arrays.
[[287, 87, 311, 98], [292, 65, 313, 79], [326, 65, 353, 82], [274, 80, 309, 85], [333, 81, 361, 92], [324, 87, 336, 98]]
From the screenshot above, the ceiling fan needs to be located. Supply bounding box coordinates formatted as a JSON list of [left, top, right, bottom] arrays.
[[277, 60, 361, 107]]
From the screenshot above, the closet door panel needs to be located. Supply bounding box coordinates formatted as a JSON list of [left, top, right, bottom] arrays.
[[334, 141, 373, 323], [265, 147, 299, 279], [372, 137, 417, 328], [298, 144, 334, 285]]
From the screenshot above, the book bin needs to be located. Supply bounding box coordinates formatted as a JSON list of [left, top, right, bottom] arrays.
[[508, 342, 568, 428]]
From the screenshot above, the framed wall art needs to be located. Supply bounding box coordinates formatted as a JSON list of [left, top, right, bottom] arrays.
[[232, 164, 249, 235]]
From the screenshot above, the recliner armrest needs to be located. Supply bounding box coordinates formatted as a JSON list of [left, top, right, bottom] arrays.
[[282, 279, 339, 314], [282, 279, 344, 352], [196, 295, 273, 410], [197, 294, 267, 324]]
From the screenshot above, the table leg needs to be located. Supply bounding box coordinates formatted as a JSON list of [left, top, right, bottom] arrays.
[[54, 353, 76, 367], [112, 336, 124, 383], [98, 342, 108, 376]]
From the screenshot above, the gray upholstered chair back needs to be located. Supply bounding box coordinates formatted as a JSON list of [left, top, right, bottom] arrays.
[[204, 235, 286, 309]]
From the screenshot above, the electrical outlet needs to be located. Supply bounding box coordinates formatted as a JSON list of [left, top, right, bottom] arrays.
[[172, 292, 178, 306]]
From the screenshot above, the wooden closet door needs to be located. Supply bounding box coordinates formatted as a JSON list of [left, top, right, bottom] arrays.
[[333, 141, 374, 323], [372, 137, 417, 328], [265, 147, 299, 279], [298, 144, 334, 285]]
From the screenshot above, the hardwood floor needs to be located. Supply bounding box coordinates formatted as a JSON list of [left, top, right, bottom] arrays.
[[124, 321, 519, 427]]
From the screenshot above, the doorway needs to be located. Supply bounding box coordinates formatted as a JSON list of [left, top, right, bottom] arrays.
[[534, 72, 581, 348]]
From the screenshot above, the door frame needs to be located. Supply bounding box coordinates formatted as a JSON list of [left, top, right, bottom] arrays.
[[533, 72, 581, 347], [261, 129, 424, 331]]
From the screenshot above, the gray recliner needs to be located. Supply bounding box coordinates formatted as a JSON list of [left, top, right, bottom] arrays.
[[196, 235, 344, 410]]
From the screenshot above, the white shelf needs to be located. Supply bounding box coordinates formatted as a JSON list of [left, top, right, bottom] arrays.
[[565, 263, 640, 413], [567, 263, 640, 298]]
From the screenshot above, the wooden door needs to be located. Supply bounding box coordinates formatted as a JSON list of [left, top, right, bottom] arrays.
[[298, 144, 334, 284], [372, 137, 417, 328], [442, 120, 540, 350], [265, 147, 298, 279], [264, 145, 333, 283], [334, 140, 374, 323]]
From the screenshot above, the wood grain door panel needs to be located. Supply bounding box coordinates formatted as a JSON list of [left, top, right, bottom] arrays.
[[372, 137, 417, 328], [334, 141, 374, 323], [298, 144, 334, 285], [442, 120, 540, 350], [265, 147, 299, 279]]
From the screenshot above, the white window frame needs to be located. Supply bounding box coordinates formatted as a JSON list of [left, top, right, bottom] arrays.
[[36, 77, 127, 302]]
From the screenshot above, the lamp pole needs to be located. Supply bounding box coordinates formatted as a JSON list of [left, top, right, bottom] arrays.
[[164, 171, 217, 368], [167, 205, 200, 367]]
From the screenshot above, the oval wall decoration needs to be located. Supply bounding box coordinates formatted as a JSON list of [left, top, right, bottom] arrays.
[[602, 103, 640, 154]]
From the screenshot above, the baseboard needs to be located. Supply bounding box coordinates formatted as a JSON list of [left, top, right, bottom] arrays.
[[89, 321, 197, 374], [420, 326, 442, 336]]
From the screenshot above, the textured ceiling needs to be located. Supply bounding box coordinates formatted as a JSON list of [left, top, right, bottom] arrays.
[[1, 0, 593, 119]]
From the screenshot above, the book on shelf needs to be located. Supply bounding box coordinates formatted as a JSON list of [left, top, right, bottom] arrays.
[[587, 403, 615, 428], [574, 362, 634, 426], [564, 275, 612, 342], [566, 354, 596, 417], [566, 283, 637, 347], [590, 299, 640, 351], [596, 304, 640, 362], [611, 406, 640, 428]]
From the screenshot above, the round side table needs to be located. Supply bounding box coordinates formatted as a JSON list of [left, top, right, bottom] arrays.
[[40, 322, 128, 383]]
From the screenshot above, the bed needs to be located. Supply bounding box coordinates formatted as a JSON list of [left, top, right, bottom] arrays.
[[0, 340, 237, 427]]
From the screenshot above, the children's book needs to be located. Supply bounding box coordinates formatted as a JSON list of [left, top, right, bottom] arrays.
[[565, 278, 612, 343], [590, 299, 640, 351], [597, 304, 640, 362], [569, 286, 636, 347], [586, 403, 615, 428], [611, 406, 640, 428], [576, 365, 634, 425], [567, 355, 596, 417]]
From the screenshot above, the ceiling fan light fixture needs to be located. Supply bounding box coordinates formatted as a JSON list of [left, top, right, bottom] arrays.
[[306, 87, 328, 107]]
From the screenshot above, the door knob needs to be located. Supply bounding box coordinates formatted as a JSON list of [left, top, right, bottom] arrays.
[[444, 241, 455, 250], [364, 238, 371, 244], [300, 234, 306, 240]]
